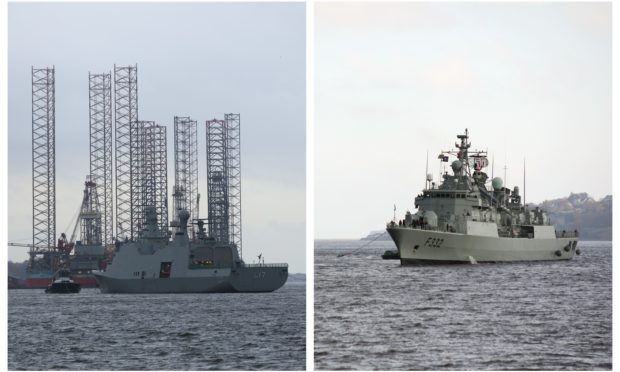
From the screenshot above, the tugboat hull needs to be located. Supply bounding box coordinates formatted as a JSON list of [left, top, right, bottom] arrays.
[[381, 250, 400, 260], [45, 282, 81, 293]]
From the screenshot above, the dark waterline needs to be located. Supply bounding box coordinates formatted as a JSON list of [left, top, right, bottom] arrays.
[[314, 240, 611, 370], [9, 281, 306, 370]]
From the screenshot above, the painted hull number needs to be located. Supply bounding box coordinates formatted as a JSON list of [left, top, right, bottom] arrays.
[[424, 237, 444, 248]]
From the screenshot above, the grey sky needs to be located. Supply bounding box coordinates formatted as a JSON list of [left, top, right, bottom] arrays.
[[8, 2, 306, 272], [315, 2, 611, 239]]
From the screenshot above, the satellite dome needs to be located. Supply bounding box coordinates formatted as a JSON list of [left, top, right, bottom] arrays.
[[451, 160, 462, 173], [491, 177, 503, 190], [423, 211, 438, 228], [426, 173, 433, 182]]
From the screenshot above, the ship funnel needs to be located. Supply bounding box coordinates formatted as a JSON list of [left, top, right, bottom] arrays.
[[178, 209, 190, 234]]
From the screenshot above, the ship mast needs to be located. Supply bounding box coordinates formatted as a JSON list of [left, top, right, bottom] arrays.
[[455, 128, 470, 176], [523, 158, 526, 206], [425, 149, 429, 189]]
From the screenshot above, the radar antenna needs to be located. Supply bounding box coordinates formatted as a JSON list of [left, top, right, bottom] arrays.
[[425, 149, 429, 189], [523, 158, 526, 206]]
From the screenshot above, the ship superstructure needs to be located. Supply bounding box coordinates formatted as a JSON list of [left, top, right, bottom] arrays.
[[387, 129, 579, 264], [95, 114, 288, 293]]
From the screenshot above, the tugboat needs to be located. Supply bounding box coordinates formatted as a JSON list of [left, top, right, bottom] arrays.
[[387, 129, 579, 264], [45, 269, 81, 293], [381, 249, 400, 260]]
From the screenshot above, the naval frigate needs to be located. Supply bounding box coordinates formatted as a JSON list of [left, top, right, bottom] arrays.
[[387, 129, 579, 264], [94, 208, 288, 293]]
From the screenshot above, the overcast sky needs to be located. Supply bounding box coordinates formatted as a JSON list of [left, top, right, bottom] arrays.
[[8, 2, 306, 272], [315, 2, 611, 239]]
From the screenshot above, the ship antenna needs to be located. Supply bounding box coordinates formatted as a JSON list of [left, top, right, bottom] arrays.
[[425, 149, 429, 189], [523, 157, 526, 206], [503, 136, 507, 186]]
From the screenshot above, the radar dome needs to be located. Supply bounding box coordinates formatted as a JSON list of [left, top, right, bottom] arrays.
[[491, 177, 503, 190], [451, 160, 462, 173], [426, 173, 433, 182], [423, 211, 438, 228]]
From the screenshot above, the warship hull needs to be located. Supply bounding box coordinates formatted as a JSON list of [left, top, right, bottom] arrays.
[[96, 206, 289, 294], [387, 227, 578, 264], [94, 266, 288, 293]]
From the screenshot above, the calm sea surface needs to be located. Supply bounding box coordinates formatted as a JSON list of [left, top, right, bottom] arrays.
[[315, 240, 611, 370], [8, 281, 305, 370]]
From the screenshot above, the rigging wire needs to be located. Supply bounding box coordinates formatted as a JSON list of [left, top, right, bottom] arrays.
[[337, 231, 389, 258]]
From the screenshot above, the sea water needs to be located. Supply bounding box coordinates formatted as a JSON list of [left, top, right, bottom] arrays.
[[9, 281, 305, 370], [315, 240, 611, 370]]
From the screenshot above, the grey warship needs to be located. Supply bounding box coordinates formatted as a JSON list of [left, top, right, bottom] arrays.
[[387, 129, 579, 264], [95, 208, 288, 293]]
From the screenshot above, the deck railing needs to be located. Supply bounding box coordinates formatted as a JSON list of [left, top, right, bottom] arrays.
[[188, 263, 232, 270], [556, 230, 579, 238], [386, 221, 440, 232], [242, 263, 288, 268]]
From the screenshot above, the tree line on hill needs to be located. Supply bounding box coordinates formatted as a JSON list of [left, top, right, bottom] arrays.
[[534, 193, 612, 241]]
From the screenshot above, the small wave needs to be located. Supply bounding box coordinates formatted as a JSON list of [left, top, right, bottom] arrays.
[[414, 306, 444, 311], [177, 331, 198, 338], [315, 240, 612, 370]]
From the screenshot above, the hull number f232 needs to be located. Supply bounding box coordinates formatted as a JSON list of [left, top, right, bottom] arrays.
[[424, 237, 444, 248]]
